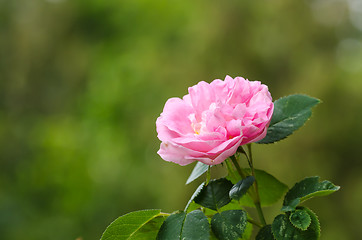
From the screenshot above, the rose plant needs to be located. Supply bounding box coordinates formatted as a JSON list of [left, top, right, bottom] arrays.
[[100, 76, 339, 240]]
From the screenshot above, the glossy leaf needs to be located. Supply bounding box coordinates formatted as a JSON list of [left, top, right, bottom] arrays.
[[289, 209, 311, 231], [258, 94, 320, 144], [256, 225, 275, 240], [237, 169, 288, 207], [282, 176, 340, 212], [211, 210, 247, 240], [272, 207, 320, 240], [229, 176, 255, 201], [100, 209, 166, 240], [186, 162, 209, 184], [157, 212, 185, 240], [194, 178, 233, 211], [157, 210, 209, 240]]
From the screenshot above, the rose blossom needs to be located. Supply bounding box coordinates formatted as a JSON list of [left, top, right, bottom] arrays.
[[156, 75, 274, 166]]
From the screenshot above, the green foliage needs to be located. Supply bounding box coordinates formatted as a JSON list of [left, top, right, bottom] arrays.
[[237, 169, 288, 207], [157, 210, 209, 240], [211, 210, 248, 240], [186, 162, 210, 184], [258, 95, 320, 144], [229, 176, 255, 201], [0, 0, 357, 238], [184, 182, 205, 211], [100, 209, 166, 240], [289, 209, 312, 231], [282, 176, 340, 212], [271, 207, 320, 240], [242, 221, 254, 240], [256, 225, 275, 240], [194, 178, 233, 211]]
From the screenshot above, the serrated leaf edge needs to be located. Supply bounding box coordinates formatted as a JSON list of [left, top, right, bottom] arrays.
[[185, 182, 205, 211], [282, 176, 340, 212], [301, 207, 321, 238], [288, 210, 311, 231], [258, 94, 320, 144], [101, 209, 163, 240]]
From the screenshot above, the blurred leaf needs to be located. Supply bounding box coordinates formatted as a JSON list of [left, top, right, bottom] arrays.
[[194, 178, 233, 211], [238, 169, 288, 207], [100, 209, 166, 240], [256, 225, 275, 240], [272, 207, 320, 240], [186, 162, 210, 184], [229, 176, 255, 201], [157, 210, 209, 240], [211, 210, 247, 240], [289, 209, 312, 231], [282, 176, 340, 212], [258, 94, 320, 144]]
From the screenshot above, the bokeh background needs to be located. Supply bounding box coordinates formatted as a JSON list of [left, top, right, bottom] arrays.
[[1, 0, 362, 239]]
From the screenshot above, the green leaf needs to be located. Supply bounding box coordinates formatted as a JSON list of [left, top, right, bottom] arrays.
[[157, 210, 210, 240], [157, 211, 185, 240], [258, 94, 320, 144], [186, 201, 252, 239], [185, 182, 205, 211], [100, 209, 166, 240], [289, 209, 311, 231], [282, 176, 340, 212], [194, 178, 233, 211], [211, 210, 247, 240], [238, 169, 288, 207], [186, 162, 210, 184], [242, 221, 253, 240], [182, 210, 210, 239], [271, 207, 320, 240], [256, 225, 275, 240], [229, 176, 255, 201]]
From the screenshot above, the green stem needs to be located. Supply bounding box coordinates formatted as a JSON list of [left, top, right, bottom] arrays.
[[230, 148, 267, 226], [225, 159, 239, 182], [255, 201, 266, 226], [247, 144, 255, 176], [246, 144, 267, 226], [206, 166, 211, 185], [247, 218, 263, 228], [238, 146, 252, 168], [230, 155, 247, 179], [159, 212, 170, 217]]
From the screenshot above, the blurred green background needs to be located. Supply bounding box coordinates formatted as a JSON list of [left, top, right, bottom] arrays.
[[1, 0, 362, 239]]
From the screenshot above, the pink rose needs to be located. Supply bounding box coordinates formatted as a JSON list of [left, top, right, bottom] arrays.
[[156, 76, 274, 166]]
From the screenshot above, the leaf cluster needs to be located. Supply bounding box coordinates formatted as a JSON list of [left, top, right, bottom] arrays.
[[99, 95, 340, 240]]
